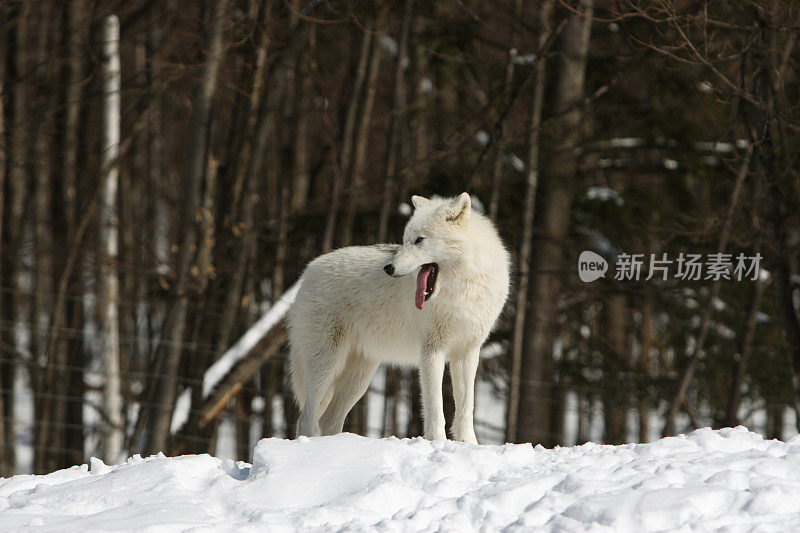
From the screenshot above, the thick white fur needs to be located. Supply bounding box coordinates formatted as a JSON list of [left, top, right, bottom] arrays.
[[288, 193, 510, 443]]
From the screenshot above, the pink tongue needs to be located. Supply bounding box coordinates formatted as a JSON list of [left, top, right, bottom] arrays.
[[415, 265, 432, 310]]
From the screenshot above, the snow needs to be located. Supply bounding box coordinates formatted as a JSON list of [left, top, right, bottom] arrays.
[[662, 158, 679, 170], [585, 186, 624, 206], [379, 34, 398, 57], [511, 52, 537, 65], [503, 153, 525, 172], [418, 77, 433, 95], [3, 427, 800, 531], [698, 81, 713, 94]]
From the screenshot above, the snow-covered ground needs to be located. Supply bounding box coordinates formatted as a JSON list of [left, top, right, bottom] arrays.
[[2, 427, 800, 531]]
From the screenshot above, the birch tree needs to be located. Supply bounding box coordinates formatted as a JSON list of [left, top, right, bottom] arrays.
[[99, 14, 124, 464]]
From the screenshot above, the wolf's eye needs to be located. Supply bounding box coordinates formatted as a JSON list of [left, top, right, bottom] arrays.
[[414, 236, 424, 245]]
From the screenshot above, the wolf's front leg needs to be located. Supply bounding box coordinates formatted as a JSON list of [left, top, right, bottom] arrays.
[[450, 344, 480, 444], [419, 351, 446, 441]]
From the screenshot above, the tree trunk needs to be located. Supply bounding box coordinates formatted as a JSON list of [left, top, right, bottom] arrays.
[[99, 14, 124, 464], [506, 0, 553, 443], [290, 25, 312, 215], [273, 173, 290, 300], [377, 0, 413, 243], [664, 145, 753, 436], [726, 263, 767, 426], [517, 0, 593, 447], [400, 15, 431, 204], [63, 0, 85, 236], [59, 0, 88, 470], [382, 367, 402, 437], [1, 1, 30, 475], [340, 8, 385, 246], [32, 1, 56, 473], [216, 1, 274, 355], [603, 292, 628, 444], [236, 389, 252, 461], [638, 294, 655, 442], [488, 53, 516, 223], [766, 404, 782, 440], [407, 370, 423, 437], [761, 9, 800, 428], [64, 297, 85, 467], [229, 0, 272, 220], [148, 0, 230, 455], [322, 24, 373, 252], [126, 3, 167, 456], [271, 43, 296, 301], [176, 155, 219, 455], [774, 230, 800, 420], [0, 72, 5, 473]]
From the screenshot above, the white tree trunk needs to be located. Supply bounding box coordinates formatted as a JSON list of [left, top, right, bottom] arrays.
[[100, 14, 124, 464]]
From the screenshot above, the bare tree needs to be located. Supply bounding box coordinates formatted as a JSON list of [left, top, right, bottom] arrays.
[[290, 23, 313, 214], [0, 73, 6, 474], [517, 0, 594, 446], [377, 0, 413, 242], [506, 0, 554, 443], [2, 1, 30, 475], [59, 0, 89, 470], [322, 24, 373, 252], [217, 0, 274, 355], [30, 0, 57, 473], [147, 0, 231, 455], [399, 14, 431, 203], [340, 8, 386, 246], [99, 14, 124, 464], [638, 293, 655, 442], [0, 0, 30, 474], [603, 292, 629, 444], [664, 145, 753, 436]]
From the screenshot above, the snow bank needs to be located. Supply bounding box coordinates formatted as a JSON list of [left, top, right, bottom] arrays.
[[2, 427, 800, 531]]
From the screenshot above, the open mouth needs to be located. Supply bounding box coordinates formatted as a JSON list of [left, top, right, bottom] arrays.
[[415, 263, 438, 310]]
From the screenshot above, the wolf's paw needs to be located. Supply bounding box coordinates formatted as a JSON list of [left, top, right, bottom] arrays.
[[452, 422, 478, 444], [424, 427, 447, 441]]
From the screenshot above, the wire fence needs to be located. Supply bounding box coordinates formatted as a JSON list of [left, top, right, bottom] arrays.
[[1, 300, 798, 477], [3, 351, 796, 477]]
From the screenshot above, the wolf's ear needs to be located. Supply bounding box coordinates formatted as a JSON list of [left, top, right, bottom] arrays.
[[411, 195, 430, 209], [445, 192, 471, 223]]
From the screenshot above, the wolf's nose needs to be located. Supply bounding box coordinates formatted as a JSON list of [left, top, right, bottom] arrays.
[[383, 264, 395, 276]]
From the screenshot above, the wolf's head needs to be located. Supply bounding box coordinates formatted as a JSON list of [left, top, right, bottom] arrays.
[[382, 192, 473, 310]]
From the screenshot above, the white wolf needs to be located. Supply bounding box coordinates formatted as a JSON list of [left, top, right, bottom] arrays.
[[288, 192, 510, 443]]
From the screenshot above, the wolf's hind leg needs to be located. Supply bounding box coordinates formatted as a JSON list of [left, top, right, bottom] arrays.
[[296, 345, 344, 438], [319, 354, 379, 436]]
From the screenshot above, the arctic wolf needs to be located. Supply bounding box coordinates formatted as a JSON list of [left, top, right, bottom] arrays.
[[288, 193, 510, 443]]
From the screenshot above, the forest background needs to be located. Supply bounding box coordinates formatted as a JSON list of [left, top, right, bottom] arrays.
[[0, 0, 798, 475]]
